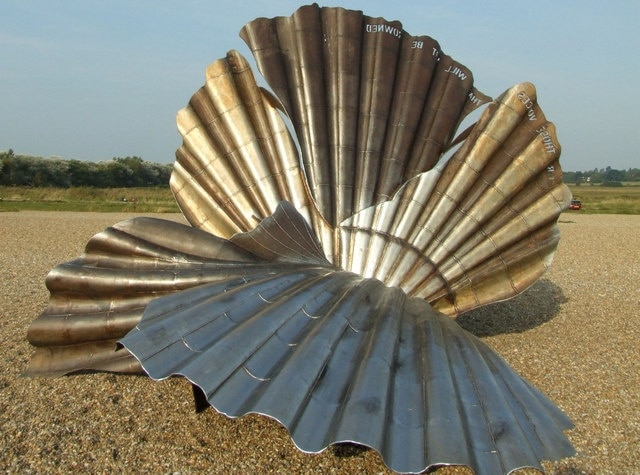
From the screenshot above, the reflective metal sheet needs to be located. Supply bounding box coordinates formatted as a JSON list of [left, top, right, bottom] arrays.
[[338, 83, 571, 316], [25, 217, 274, 376], [119, 204, 574, 474], [172, 51, 327, 244], [240, 4, 491, 226]]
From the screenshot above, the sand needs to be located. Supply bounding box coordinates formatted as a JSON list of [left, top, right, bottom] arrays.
[[1, 211, 639, 474]]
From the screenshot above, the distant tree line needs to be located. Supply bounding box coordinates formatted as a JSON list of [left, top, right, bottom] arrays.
[[563, 167, 640, 186], [0, 150, 172, 187], [2, 149, 638, 189]]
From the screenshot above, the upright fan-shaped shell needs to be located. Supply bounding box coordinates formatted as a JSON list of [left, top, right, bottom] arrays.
[[174, 4, 491, 262], [172, 45, 567, 316]]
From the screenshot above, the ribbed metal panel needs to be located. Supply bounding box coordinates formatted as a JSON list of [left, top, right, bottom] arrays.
[[119, 207, 574, 473], [25, 217, 277, 376], [337, 84, 571, 316], [172, 51, 328, 246], [240, 4, 490, 226]]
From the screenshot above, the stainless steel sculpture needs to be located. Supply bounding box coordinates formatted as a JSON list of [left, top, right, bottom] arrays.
[[26, 4, 574, 474]]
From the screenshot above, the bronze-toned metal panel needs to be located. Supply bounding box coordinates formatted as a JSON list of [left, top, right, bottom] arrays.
[[241, 4, 491, 227], [25, 217, 279, 376], [338, 82, 570, 316], [173, 50, 323, 245]]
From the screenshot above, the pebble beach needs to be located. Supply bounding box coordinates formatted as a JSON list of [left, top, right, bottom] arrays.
[[1, 211, 639, 474]]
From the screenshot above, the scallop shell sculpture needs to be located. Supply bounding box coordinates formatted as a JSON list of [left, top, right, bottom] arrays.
[[25, 4, 574, 474]]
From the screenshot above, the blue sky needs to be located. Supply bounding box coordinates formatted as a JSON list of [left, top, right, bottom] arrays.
[[1, 1, 638, 171]]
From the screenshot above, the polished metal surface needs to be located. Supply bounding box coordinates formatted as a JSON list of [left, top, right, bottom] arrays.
[[121, 226, 574, 473], [26, 4, 574, 474], [25, 217, 269, 376], [240, 4, 490, 225], [172, 51, 327, 245], [338, 82, 570, 316]]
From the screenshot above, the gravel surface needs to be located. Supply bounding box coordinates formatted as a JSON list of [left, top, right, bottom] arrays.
[[1, 211, 638, 474]]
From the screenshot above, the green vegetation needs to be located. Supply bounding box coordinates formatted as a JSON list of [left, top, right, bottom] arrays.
[[566, 184, 640, 215], [1, 150, 172, 188], [3, 184, 637, 215], [2, 150, 639, 214], [0, 186, 179, 213], [0, 150, 178, 212], [563, 167, 640, 185]]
